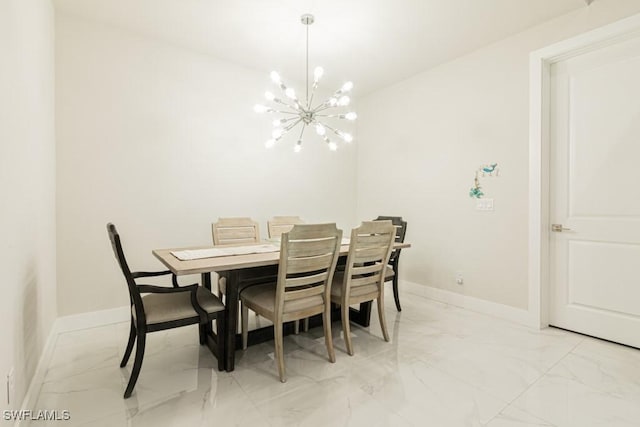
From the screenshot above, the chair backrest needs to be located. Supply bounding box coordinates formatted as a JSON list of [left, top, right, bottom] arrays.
[[275, 223, 342, 320], [212, 217, 260, 245], [267, 216, 305, 239], [342, 221, 396, 298], [374, 216, 407, 262], [107, 223, 144, 314]]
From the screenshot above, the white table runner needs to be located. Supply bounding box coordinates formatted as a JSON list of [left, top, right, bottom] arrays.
[[171, 244, 280, 261]]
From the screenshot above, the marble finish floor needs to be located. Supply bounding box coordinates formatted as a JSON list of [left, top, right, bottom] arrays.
[[26, 290, 640, 426]]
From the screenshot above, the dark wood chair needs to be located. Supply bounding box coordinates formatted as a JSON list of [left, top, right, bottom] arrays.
[[375, 216, 408, 311], [107, 223, 225, 398]]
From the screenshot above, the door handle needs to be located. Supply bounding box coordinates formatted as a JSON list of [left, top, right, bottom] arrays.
[[551, 224, 571, 232]]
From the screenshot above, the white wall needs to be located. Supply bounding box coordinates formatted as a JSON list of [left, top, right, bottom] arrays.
[[0, 0, 56, 408], [357, 0, 640, 311], [55, 13, 358, 316]]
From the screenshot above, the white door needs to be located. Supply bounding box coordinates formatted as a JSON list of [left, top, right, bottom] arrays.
[[549, 34, 640, 348]]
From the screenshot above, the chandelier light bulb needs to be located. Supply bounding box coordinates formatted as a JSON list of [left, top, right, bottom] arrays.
[[265, 139, 276, 148], [272, 119, 285, 127], [270, 71, 281, 84], [314, 66, 324, 82], [328, 141, 338, 151], [264, 91, 275, 101], [341, 132, 353, 143], [285, 87, 297, 100], [272, 128, 284, 139], [341, 81, 353, 92], [337, 95, 350, 106], [344, 112, 357, 121], [315, 123, 326, 136], [294, 142, 302, 152], [328, 97, 338, 107]]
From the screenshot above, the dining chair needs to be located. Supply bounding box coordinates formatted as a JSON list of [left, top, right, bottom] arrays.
[[107, 223, 225, 398], [240, 223, 342, 382], [267, 216, 307, 333], [331, 220, 396, 355], [375, 215, 408, 311], [211, 217, 261, 296], [211, 217, 272, 331], [212, 217, 261, 246], [267, 216, 305, 239]]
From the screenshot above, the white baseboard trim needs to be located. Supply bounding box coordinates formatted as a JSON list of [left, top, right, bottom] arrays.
[[17, 306, 129, 424], [54, 306, 130, 334], [402, 280, 535, 327]]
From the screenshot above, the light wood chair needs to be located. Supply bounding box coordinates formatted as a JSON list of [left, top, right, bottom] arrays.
[[212, 217, 261, 246], [211, 217, 264, 327], [107, 223, 225, 398], [331, 221, 396, 356], [267, 216, 305, 239], [240, 223, 342, 382]]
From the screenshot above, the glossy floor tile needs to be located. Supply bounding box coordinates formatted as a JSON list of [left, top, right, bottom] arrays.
[[24, 289, 640, 426]]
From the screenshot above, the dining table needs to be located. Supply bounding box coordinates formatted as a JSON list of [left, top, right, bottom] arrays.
[[153, 239, 410, 372]]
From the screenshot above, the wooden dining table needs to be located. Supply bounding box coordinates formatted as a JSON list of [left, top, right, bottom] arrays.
[[153, 240, 410, 371]]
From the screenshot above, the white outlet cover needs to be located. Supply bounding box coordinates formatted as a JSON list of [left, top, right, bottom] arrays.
[[476, 198, 494, 211]]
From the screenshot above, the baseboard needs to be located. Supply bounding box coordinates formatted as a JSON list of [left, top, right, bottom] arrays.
[[402, 280, 535, 327], [17, 306, 129, 425], [54, 306, 129, 334]]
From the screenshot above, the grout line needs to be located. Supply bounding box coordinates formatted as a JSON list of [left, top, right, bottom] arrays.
[[483, 335, 585, 426]]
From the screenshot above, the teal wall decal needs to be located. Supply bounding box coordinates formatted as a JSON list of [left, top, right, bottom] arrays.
[[469, 163, 499, 199]]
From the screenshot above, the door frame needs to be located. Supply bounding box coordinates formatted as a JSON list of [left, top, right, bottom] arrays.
[[528, 13, 640, 329]]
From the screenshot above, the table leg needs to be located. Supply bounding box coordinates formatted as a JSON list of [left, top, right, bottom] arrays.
[[348, 302, 372, 327], [201, 272, 212, 291], [224, 270, 239, 372]]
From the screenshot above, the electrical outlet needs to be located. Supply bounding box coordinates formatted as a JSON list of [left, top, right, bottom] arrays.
[[456, 272, 464, 285], [476, 198, 494, 211], [6, 367, 14, 405]]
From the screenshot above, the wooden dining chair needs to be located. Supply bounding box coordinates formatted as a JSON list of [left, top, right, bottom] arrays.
[[331, 221, 396, 355], [267, 216, 307, 332], [240, 223, 342, 382], [267, 216, 305, 239], [212, 217, 261, 246], [107, 223, 225, 398], [375, 215, 408, 311]]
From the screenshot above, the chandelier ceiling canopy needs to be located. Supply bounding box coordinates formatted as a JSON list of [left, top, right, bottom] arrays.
[[254, 14, 357, 152]]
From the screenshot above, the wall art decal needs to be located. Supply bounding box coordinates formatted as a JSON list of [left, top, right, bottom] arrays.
[[469, 163, 499, 199]]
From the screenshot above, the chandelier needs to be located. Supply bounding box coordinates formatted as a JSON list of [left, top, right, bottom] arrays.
[[254, 14, 357, 152]]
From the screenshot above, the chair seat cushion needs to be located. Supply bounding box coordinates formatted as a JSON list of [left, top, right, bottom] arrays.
[[135, 287, 224, 325], [331, 272, 379, 300], [241, 283, 324, 318], [385, 265, 395, 280]]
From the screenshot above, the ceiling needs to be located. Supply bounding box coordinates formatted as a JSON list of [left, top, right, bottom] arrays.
[[54, 0, 589, 95]]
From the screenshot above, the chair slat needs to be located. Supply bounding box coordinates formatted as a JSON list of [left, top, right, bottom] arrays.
[[285, 271, 329, 288], [286, 238, 338, 257], [285, 253, 334, 274]]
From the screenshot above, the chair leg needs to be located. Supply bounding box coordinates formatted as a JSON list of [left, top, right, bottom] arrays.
[[377, 297, 390, 342], [120, 320, 136, 367], [274, 322, 286, 382], [199, 324, 206, 345], [293, 320, 300, 335], [123, 332, 146, 399], [392, 275, 402, 311], [324, 306, 336, 363], [241, 302, 249, 350], [341, 303, 354, 356], [215, 317, 225, 371], [302, 318, 309, 332]]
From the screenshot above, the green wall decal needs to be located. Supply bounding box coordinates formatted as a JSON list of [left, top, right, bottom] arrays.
[[469, 163, 499, 199]]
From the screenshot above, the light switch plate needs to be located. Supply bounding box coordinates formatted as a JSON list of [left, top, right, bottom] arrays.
[[476, 198, 494, 211]]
